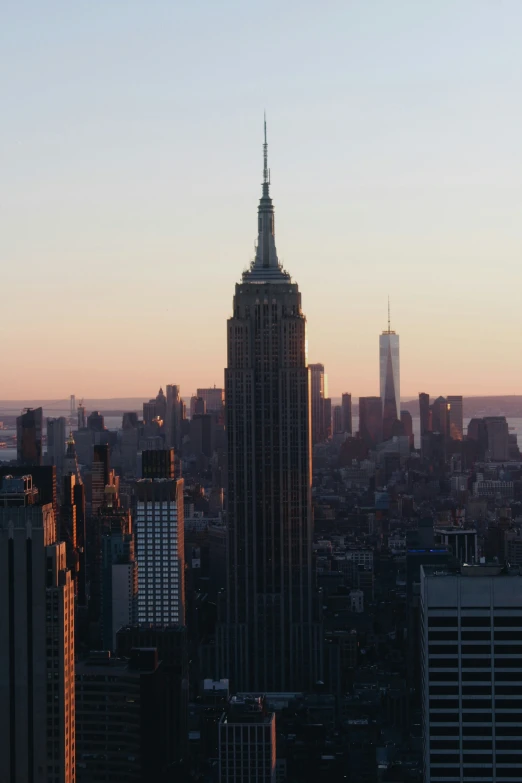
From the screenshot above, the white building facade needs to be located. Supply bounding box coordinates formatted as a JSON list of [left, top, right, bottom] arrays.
[[135, 478, 185, 625]]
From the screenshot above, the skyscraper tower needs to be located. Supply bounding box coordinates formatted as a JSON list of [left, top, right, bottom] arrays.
[[219, 120, 321, 692], [380, 300, 400, 441], [309, 363, 327, 445], [16, 406, 43, 465], [0, 475, 75, 783]]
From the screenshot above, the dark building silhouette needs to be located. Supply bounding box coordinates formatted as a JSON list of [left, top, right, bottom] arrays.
[[87, 411, 105, 432], [358, 396, 382, 448], [332, 405, 343, 435], [309, 363, 327, 445], [419, 392, 431, 435], [190, 413, 214, 458], [218, 123, 321, 692], [116, 625, 189, 766], [467, 417, 488, 459], [76, 648, 169, 782], [16, 406, 43, 465], [447, 394, 464, 440], [0, 475, 75, 782], [47, 416, 66, 473], [141, 448, 175, 479], [400, 409, 414, 447], [431, 396, 449, 437], [341, 392, 352, 434]]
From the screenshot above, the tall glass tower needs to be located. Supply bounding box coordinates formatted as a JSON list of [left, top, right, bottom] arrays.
[[380, 301, 400, 441], [218, 120, 322, 692]]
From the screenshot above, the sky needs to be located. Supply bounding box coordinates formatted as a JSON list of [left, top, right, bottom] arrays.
[[2, 0, 522, 400]]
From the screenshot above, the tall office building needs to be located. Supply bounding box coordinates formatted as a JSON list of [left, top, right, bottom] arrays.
[[380, 305, 400, 441], [0, 475, 75, 783], [419, 392, 431, 435], [309, 363, 327, 445], [332, 405, 343, 435], [431, 396, 449, 438], [135, 478, 185, 624], [47, 416, 67, 473], [219, 696, 276, 783], [17, 406, 43, 465], [165, 384, 182, 449], [341, 392, 352, 435], [421, 562, 522, 783], [219, 122, 320, 692], [91, 444, 111, 515], [359, 396, 383, 448], [197, 386, 225, 414], [484, 416, 509, 461], [447, 395, 464, 441]]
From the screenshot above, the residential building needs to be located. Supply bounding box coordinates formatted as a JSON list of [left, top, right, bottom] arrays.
[[135, 478, 185, 624]]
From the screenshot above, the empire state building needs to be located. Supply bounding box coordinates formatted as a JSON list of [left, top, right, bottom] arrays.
[[218, 122, 322, 692]]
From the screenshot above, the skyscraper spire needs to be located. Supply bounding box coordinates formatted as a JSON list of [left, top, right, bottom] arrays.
[[263, 110, 269, 186], [242, 116, 289, 282]]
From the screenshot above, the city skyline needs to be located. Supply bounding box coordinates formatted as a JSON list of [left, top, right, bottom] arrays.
[[3, 2, 522, 399]]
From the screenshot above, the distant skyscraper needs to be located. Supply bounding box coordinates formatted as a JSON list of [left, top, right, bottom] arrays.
[[400, 409, 414, 447], [447, 395, 464, 440], [219, 121, 321, 692], [135, 478, 185, 624], [16, 406, 43, 465], [190, 395, 206, 417], [91, 444, 111, 515], [431, 396, 449, 437], [165, 384, 181, 449], [0, 475, 75, 783], [341, 392, 352, 434], [47, 415, 67, 473], [309, 363, 327, 445], [197, 387, 225, 414], [87, 410, 105, 432], [332, 405, 343, 435], [359, 396, 383, 447], [380, 302, 400, 441], [484, 416, 509, 461], [419, 392, 431, 435]]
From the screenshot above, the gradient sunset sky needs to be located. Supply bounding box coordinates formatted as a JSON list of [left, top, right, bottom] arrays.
[[2, 1, 522, 400]]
